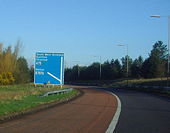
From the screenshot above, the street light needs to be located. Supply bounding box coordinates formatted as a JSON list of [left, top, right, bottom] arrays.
[[116, 44, 129, 86], [93, 56, 102, 79], [150, 15, 161, 18], [150, 15, 170, 86]]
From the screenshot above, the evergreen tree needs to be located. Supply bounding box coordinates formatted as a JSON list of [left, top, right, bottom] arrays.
[[14, 57, 30, 83], [111, 59, 122, 79], [29, 65, 34, 82], [131, 56, 143, 78], [121, 55, 133, 78], [102, 60, 112, 79], [142, 41, 167, 78], [86, 62, 100, 80]]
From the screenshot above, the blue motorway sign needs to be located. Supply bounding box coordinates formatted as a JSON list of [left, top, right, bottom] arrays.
[[34, 52, 64, 85]]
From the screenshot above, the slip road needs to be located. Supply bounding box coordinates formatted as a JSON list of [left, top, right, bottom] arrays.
[[0, 88, 117, 133]]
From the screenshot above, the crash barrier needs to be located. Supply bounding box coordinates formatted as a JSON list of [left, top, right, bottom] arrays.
[[40, 88, 73, 97]]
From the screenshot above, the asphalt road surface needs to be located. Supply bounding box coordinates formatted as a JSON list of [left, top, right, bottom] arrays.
[[0, 88, 117, 133], [101, 87, 170, 133]]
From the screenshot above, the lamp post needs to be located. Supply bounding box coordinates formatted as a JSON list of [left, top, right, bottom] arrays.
[[117, 44, 129, 86], [93, 56, 102, 79], [150, 15, 170, 86]]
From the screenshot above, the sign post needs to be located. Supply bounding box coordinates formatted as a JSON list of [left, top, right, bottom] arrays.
[[34, 52, 64, 85]]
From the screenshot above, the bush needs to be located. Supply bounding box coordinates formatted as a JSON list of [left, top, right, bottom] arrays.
[[0, 72, 15, 85]]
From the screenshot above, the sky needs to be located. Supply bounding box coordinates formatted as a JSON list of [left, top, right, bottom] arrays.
[[0, 0, 170, 67]]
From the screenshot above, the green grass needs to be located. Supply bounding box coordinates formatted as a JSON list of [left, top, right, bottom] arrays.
[[108, 78, 170, 87], [68, 78, 170, 87], [103, 78, 170, 94], [0, 84, 78, 116]]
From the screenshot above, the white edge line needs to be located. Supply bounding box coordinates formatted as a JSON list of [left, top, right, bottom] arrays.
[[105, 90, 121, 133]]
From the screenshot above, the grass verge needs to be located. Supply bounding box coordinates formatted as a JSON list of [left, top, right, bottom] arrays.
[[0, 84, 79, 120], [108, 78, 170, 87], [103, 78, 170, 95], [67, 78, 170, 94]]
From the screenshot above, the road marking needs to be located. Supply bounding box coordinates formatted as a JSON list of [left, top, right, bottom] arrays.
[[105, 91, 121, 133]]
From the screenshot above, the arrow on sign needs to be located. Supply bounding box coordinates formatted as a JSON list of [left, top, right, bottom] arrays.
[[47, 57, 63, 84], [47, 72, 62, 84]]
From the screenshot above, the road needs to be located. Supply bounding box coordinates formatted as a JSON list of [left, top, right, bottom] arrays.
[[0, 88, 117, 133], [101, 87, 170, 133], [1, 86, 170, 133]]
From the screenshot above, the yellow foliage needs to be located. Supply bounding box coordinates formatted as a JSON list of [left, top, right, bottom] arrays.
[[0, 72, 15, 85], [0, 42, 21, 85]]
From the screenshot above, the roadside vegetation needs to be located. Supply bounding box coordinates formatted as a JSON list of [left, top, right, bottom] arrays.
[[66, 78, 170, 88], [0, 40, 169, 118], [107, 78, 170, 88], [0, 84, 78, 117], [0, 41, 32, 85], [0, 41, 78, 118], [65, 41, 170, 87], [108, 78, 170, 95]]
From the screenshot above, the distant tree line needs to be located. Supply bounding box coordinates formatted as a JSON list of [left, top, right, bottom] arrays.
[[65, 41, 168, 81], [0, 41, 32, 85], [1, 40, 167, 85]]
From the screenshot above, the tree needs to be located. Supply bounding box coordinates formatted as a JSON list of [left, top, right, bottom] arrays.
[[0, 41, 23, 85], [64, 41, 167, 81], [78, 66, 88, 80], [86, 62, 100, 80], [29, 65, 34, 82], [142, 41, 167, 78], [121, 55, 133, 78], [131, 56, 143, 78], [14, 57, 30, 83], [64, 68, 73, 81], [111, 59, 122, 79]]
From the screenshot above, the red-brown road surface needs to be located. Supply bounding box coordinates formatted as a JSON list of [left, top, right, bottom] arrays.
[[0, 88, 117, 133]]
